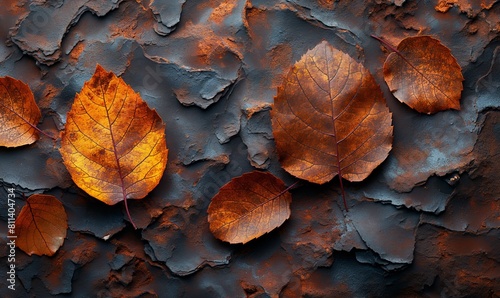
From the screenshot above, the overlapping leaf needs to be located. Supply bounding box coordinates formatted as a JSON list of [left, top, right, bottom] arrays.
[[207, 171, 292, 244], [16, 194, 68, 256], [271, 40, 393, 186], [60, 65, 168, 228], [0, 77, 41, 147], [382, 36, 464, 114]]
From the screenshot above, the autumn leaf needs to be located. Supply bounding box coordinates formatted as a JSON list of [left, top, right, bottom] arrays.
[[271, 40, 393, 209], [207, 171, 293, 244], [16, 194, 68, 256], [377, 35, 464, 114], [0, 76, 42, 147], [60, 65, 168, 229]]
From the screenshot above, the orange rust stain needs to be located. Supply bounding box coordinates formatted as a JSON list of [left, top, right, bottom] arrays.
[[318, 0, 336, 10], [195, 37, 221, 66], [189, 33, 241, 70], [9, 0, 29, 15], [244, 7, 269, 50], [69, 42, 85, 63], [435, 0, 453, 13], [209, 1, 238, 24], [436, 229, 451, 257], [37, 83, 59, 109]]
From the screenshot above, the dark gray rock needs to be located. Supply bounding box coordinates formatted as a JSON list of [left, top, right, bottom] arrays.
[[11, 0, 123, 65], [349, 201, 420, 265]]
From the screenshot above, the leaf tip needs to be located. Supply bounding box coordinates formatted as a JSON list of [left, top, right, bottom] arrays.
[[95, 63, 106, 74]]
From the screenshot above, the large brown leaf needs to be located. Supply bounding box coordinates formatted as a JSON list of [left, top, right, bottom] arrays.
[[60, 65, 168, 228], [271, 41, 393, 187], [0, 76, 41, 147], [16, 194, 68, 256], [382, 36, 464, 114], [207, 171, 292, 244]]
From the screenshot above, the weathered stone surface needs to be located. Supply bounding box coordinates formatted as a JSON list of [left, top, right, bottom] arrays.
[[0, 0, 498, 296], [149, 0, 185, 36], [349, 201, 420, 266], [10, 0, 123, 65]]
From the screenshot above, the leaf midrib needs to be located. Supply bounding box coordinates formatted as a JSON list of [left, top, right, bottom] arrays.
[[324, 45, 348, 210], [212, 179, 291, 239], [100, 79, 129, 202], [392, 45, 454, 102], [0, 81, 38, 136]]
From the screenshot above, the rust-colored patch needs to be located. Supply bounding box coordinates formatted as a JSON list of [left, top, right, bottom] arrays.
[[435, 0, 497, 16], [209, 1, 238, 24], [435, 0, 453, 13], [318, 0, 336, 10], [194, 37, 229, 67], [244, 7, 269, 51], [38, 83, 59, 109], [8, 0, 29, 15], [68, 41, 85, 64]]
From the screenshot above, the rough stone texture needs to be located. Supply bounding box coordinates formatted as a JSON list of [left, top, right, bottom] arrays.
[[11, 0, 124, 65], [0, 0, 499, 296], [149, 0, 185, 36]]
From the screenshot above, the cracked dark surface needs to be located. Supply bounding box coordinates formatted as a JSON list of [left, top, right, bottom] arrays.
[[1, 0, 499, 296]]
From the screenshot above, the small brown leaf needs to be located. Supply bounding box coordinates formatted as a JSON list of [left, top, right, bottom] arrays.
[[382, 36, 464, 114], [271, 41, 393, 188], [0, 77, 41, 147], [60, 65, 168, 229], [16, 194, 68, 256], [207, 171, 292, 244]]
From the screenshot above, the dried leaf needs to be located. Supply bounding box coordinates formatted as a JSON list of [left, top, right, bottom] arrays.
[[16, 194, 68, 256], [207, 171, 292, 244], [0, 76, 41, 147], [271, 40, 393, 186], [382, 36, 464, 114], [60, 65, 168, 228]]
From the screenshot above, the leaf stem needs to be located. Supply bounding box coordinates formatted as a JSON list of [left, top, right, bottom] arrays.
[[371, 35, 421, 76], [338, 175, 348, 211], [370, 35, 400, 54], [286, 180, 301, 191], [372, 34, 447, 100], [33, 124, 57, 141], [124, 199, 137, 230], [267, 180, 301, 203]]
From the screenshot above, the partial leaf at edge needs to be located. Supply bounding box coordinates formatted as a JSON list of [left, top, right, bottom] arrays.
[[0, 77, 41, 147]]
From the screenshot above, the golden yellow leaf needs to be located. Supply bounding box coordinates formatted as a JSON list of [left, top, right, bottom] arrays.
[[60, 65, 168, 228]]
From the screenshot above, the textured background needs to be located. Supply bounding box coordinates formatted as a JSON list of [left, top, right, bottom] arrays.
[[1, 0, 499, 297]]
